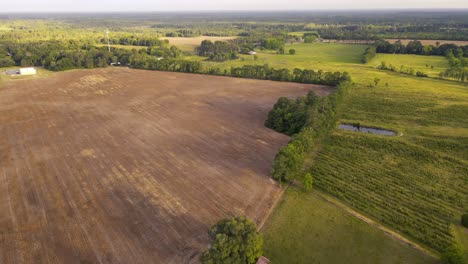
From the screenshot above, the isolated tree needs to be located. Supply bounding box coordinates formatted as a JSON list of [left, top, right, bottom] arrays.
[[289, 49, 296, 55], [374, 78, 381, 87], [200, 217, 263, 264], [278, 47, 285, 54], [253, 54, 258, 61], [461, 213, 468, 228], [303, 173, 313, 191]]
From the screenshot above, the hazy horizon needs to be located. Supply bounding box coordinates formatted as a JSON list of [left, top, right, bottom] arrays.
[[1, 0, 467, 12]]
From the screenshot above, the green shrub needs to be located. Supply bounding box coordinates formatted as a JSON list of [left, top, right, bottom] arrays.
[[441, 245, 465, 264], [461, 214, 468, 228]]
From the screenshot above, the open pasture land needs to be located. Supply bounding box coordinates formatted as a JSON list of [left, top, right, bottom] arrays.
[[368, 53, 449, 77], [161, 36, 237, 53], [0, 68, 332, 263]]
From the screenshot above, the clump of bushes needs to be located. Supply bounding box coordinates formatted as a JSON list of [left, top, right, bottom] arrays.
[[441, 245, 465, 264]]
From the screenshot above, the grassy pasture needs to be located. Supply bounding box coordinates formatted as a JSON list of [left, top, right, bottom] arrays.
[[368, 53, 449, 77], [201, 43, 367, 71], [262, 188, 438, 264], [235, 43, 468, 256], [161, 36, 237, 53]]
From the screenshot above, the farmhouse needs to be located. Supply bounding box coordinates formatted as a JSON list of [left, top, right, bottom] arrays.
[[19, 67, 37, 75]]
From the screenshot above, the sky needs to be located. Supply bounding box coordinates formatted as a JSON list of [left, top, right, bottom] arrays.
[[2, 0, 467, 12]]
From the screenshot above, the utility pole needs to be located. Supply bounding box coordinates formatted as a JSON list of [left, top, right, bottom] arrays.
[[106, 29, 111, 52]]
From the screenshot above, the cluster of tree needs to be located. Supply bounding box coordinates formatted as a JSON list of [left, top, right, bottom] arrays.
[[230, 65, 351, 86], [377, 61, 428, 78], [440, 49, 468, 82], [129, 55, 202, 73], [374, 40, 468, 57], [362, 46, 376, 63], [165, 30, 199, 37], [262, 38, 284, 50], [265, 93, 319, 136], [266, 77, 353, 188], [200, 217, 263, 264], [303, 32, 320, 43], [102, 36, 168, 47], [4, 40, 118, 71], [198, 40, 239, 62], [2, 40, 182, 71]]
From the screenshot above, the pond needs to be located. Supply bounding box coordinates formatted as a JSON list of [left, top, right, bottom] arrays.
[[338, 124, 396, 136]]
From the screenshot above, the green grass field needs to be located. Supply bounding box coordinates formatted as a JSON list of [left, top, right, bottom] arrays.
[[262, 188, 439, 264], [368, 53, 449, 77], [224, 43, 468, 258]]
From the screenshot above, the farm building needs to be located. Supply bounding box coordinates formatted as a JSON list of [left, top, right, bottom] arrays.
[[248, 51, 257, 55], [19, 67, 37, 75]]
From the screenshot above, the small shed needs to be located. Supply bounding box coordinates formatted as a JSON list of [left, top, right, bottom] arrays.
[[256, 256, 270, 264], [19, 67, 37, 75], [248, 51, 257, 55]]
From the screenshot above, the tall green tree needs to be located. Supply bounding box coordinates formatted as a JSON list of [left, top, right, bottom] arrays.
[[200, 217, 263, 264]]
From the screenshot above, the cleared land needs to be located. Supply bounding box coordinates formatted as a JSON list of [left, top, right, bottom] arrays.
[[161, 36, 237, 53], [0, 68, 332, 264], [262, 188, 438, 264]]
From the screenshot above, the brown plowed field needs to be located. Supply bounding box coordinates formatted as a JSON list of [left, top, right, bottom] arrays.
[[0, 68, 333, 264]]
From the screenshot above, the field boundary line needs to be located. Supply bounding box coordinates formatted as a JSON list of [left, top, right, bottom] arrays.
[[257, 182, 290, 231], [315, 190, 440, 260]]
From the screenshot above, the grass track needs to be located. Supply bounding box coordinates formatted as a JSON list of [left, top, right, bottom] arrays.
[[262, 188, 439, 264]]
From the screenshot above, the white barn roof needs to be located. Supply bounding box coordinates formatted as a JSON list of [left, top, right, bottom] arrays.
[[19, 67, 37, 75]]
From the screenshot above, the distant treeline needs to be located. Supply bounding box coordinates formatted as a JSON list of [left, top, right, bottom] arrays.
[[374, 40, 468, 57], [101, 36, 168, 47], [230, 65, 350, 86]]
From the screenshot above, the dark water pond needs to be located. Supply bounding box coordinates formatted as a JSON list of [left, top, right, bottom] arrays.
[[338, 124, 396, 136]]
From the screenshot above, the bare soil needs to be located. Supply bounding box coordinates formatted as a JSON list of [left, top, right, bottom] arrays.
[[0, 68, 332, 264]]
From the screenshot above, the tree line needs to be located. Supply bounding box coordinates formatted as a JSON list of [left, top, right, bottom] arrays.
[[374, 40, 468, 57], [102, 36, 168, 47], [265, 78, 353, 188], [1, 40, 182, 71], [230, 65, 351, 86]]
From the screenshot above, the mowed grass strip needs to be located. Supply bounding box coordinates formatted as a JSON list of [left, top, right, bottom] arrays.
[[262, 188, 438, 264]]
